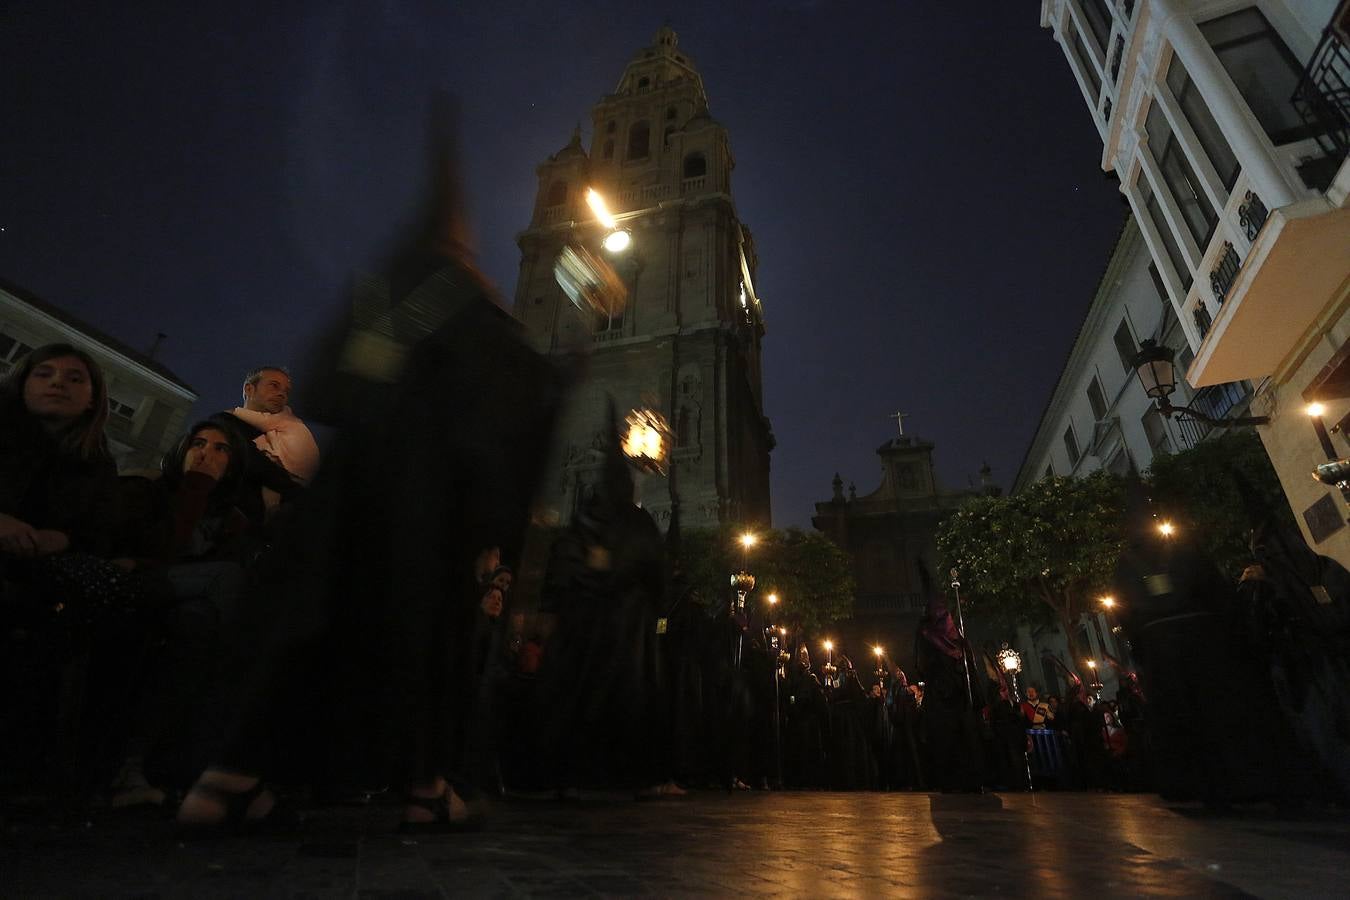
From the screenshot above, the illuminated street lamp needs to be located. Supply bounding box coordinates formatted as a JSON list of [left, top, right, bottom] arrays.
[[872, 645, 886, 689], [1130, 340, 1268, 426], [1085, 659, 1104, 701], [621, 408, 672, 476], [1157, 521, 1176, 538], [586, 188, 632, 255], [821, 640, 838, 690], [996, 643, 1023, 704], [1099, 595, 1115, 609]]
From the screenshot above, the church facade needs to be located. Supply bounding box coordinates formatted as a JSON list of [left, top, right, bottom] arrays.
[[512, 26, 773, 531], [812, 431, 995, 669]]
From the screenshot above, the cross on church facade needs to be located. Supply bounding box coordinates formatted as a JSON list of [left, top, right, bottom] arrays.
[[890, 411, 911, 437]]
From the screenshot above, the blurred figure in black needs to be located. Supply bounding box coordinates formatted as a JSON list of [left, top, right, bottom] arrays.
[[1230, 476, 1350, 802], [533, 404, 672, 798], [175, 96, 569, 834], [783, 643, 826, 788], [914, 591, 984, 792], [1113, 477, 1270, 803]]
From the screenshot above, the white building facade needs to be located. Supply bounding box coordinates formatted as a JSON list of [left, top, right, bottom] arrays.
[[1040, 0, 1350, 560], [1011, 217, 1259, 698], [1, 280, 197, 471]]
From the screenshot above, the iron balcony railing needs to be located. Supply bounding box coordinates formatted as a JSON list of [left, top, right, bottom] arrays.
[[1193, 300, 1214, 338], [1292, 8, 1350, 163], [1176, 381, 1254, 448], [1210, 242, 1241, 306], [1238, 190, 1269, 241]]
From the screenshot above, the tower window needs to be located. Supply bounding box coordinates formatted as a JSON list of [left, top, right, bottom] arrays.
[[544, 180, 567, 206], [606, 120, 616, 134], [638, 76, 650, 89], [682, 153, 706, 179], [663, 126, 674, 148], [627, 121, 650, 160], [676, 407, 692, 447], [602, 139, 614, 160], [665, 106, 677, 121]]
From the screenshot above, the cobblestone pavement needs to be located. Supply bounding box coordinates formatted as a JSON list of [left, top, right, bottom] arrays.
[[4, 791, 1349, 898]]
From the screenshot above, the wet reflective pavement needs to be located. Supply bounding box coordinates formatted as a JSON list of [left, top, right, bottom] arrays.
[[4, 791, 1348, 897]]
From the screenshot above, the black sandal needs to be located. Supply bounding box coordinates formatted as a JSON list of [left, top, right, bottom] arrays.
[[176, 780, 294, 839], [397, 790, 486, 834]]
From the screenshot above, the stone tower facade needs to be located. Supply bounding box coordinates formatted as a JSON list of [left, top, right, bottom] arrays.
[[512, 26, 773, 530]]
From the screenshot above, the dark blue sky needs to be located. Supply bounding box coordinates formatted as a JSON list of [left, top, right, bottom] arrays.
[[1, 1, 1125, 527]]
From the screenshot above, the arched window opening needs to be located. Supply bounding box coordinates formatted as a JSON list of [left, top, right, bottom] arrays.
[[637, 76, 650, 89], [665, 106, 677, 121], [544, 180, 567, 206], [682, 153, 706, 179], [606, 120, 616, 134], [676, 408, 692, 447], [602, 139, 614, 160], [627, 122, 650, 160], [663, 126, 674, 148]]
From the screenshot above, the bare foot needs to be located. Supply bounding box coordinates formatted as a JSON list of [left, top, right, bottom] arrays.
[[176, 769, 274, 825]]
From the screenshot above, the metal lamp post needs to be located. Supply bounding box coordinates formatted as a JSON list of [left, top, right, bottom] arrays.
[[1130, 339, 1269, 427]]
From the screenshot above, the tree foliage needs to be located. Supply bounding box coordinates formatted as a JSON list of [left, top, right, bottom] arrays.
[[679, 525, 856, 634], [936, 471, 1126, 660], [1146, 429, 1296, 581]]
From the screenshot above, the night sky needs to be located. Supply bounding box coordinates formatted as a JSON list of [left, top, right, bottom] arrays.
[[2, 1, 1125, 527]]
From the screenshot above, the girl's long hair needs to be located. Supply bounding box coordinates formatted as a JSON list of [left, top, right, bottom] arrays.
[[0, 342, 110, 461]]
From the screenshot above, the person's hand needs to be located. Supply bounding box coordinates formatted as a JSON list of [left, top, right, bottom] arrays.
[[32, 530, 70, 556], [480, 587, 503, 618], [184, 446, 227, 480], [0, 513, 39, 557]]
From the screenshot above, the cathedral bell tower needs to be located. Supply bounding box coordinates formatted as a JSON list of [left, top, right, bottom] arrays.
[[513, 26, 773, 530]]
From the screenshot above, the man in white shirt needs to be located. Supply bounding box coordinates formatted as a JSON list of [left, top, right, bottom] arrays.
[[229, 366, 320, 484]]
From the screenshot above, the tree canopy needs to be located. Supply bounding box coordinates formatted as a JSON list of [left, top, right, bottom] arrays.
[[1146, 429, 1297, 581], [679, 525, 855, 635], [936, 471, 1126, 660]]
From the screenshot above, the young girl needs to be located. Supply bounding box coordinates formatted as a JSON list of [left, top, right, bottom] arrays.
[[0, 343, 117, 566]]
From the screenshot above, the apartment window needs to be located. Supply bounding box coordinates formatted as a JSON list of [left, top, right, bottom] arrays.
[[1142, 405, 1173, 456], [1136, 175, 1194, 290], [595, 304, 624, 334], [1147, 262, 1171, 306], [109, 396, 139, 420], [1145, 99, 1218, 249], [1165, 56, 1240, 189], [1200, 8, 1311, 145], [0, 333, 33, 375], [1087, 376, 1109, 420], [1112, 318, 1137, 372], [1064, 425, 1082, 465], [1079, 0, 1114, 55], [1070, 28, 1102, 98]]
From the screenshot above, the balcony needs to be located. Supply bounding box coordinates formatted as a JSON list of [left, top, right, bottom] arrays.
[[1187, 192, 1350, 387], [1175, 381, 1253, 448], [1293, 15, 1350, 166]]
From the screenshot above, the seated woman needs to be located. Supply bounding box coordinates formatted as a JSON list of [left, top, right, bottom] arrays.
[[111, 421, 256, 801], [0, 343, 127, 794], [0, 343, 118, 581]]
